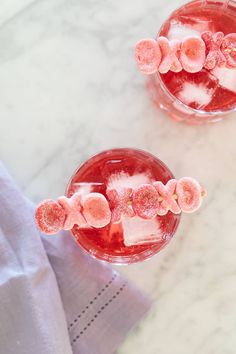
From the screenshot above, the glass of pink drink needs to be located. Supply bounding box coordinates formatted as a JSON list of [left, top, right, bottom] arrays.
[[66, 148, 180, 264], [144, 0, 236, 124], [35, 149, 206, 265]]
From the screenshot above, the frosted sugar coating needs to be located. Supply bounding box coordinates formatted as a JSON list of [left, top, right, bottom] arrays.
[[135, 32, 236, 74], [35, 177, 206, 234]]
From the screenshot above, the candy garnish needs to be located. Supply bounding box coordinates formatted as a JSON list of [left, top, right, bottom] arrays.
[[107, 188, 135, 223], [180, 36, 206, 73], [58, 193, 86, 230], [154, 179, 181, 215], [132, 184, 159, 219], [35, 199, 66, 234], [35, 178, 206, 234], [176, 177, 202, 213], [201, 31, 226, 70], [221, 33, 236, 68], [135, 39, 162, 74], [82, 193, 111, 228], [170, 39, 182, 72], [157, 37, 182, 73], [135, 32, 236, 74]]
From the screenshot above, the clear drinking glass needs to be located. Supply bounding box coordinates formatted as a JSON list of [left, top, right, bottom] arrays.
[[147, 0, 236, 124], [66, 148, 181, 264]]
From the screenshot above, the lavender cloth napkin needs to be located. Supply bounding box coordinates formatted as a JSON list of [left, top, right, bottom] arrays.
[[0, 161, 151, 354]]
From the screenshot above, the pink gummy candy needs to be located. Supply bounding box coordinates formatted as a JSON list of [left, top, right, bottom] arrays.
[[132, 184, 159, 219], [180, 36, 206, 73], [176, 177, 202, 213], [35, 199, 66, 234], [221, 33, 236, 68], [170, 39, 182, 72], [202, 31, 226, 70], [82, 193, 111, 228], [135, 39, 162, 74], [154, 179, 181, 215], [58, 193, 86, 230], [157, 37, 182, 74], [107, 188, 135, 223]]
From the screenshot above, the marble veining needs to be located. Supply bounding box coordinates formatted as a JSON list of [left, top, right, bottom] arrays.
[[0, 0, 236, 353]]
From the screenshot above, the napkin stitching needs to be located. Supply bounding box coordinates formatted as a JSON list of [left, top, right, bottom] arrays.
[[68, 272, 117, 331], [71, 282, 127, 346]]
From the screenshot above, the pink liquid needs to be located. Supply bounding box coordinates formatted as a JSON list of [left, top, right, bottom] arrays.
[[66, 149, 181, 264], [149, 0, 236, 124]]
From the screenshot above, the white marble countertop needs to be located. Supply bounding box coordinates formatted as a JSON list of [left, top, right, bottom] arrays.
[[1, 0, 236, 353]]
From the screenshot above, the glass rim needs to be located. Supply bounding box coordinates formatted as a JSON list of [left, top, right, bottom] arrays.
[[66, 147, 176, 189], [65, 147, 181, 265], [156, 0, 236, 117]]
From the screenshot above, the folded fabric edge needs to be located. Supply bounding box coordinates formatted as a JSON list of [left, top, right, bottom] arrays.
[[107, 280, 152, 354], [67, 269, 152, 354]]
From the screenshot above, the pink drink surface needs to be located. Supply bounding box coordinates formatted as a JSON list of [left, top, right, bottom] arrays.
[[66, 149, 180, 264], [159, 0, 236, 112]]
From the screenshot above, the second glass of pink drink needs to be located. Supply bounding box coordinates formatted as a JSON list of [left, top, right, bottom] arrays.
[[66, 149, 180, 264], [137, 0, 236, 124]]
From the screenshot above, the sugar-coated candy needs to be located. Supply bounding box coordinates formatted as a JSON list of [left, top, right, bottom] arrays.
[[135, 39, 161, 74], [107, 188, 135, 223], [169, 39, 182, 72], [135, 32, 236, 75], [176, 177, 202, 213], [82, 193, 111, 228], [35, 199, 66, 234], [158, 36, 182, 73], [35, 176, 206, 235], [132, 184, 159, 219], [58, 193, 86, 230], [202, 31, 226, 70], [180, 36, 206, 73], [154, 179, 181, 215], [221, 33, 236, 68], [157, 37, 172, 73]]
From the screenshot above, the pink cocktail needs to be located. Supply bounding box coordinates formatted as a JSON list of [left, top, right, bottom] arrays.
[[136, 0, 236, 124], [35, 150, 206, 265], [66, 149, 180, 264]]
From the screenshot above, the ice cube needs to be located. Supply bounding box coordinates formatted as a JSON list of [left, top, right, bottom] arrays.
[[122, 216, 162, 247], [70, 182, 104, 196], [167, 15, 214, 40], [107, 172, 152, 191], [162, 70, 219, 109], [178, 82, 214, 108], [167, 20, 200, 41], [211, 67, 236, 94]]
